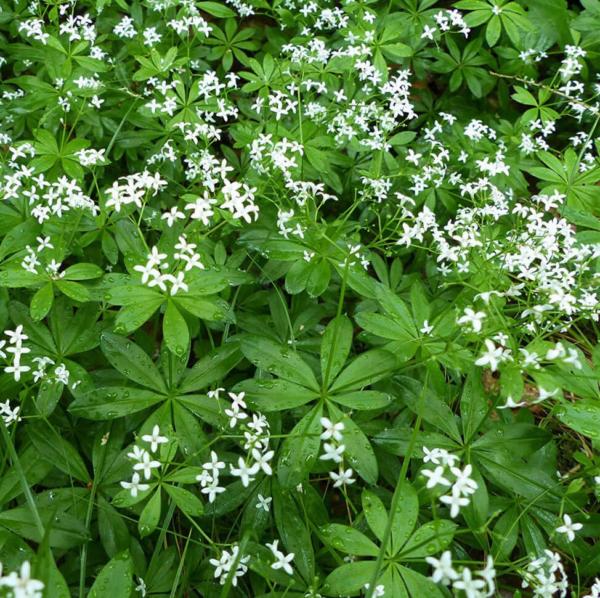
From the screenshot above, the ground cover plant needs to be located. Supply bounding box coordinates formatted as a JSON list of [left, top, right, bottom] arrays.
[[1, 0, 600, 596]]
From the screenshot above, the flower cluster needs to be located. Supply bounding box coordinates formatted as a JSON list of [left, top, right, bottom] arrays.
[[421, 447, 478, 518], [133, 236, 204, 295], [521, 550, 569, 597], [120, 425, 168, 497], [0, 164, 97, 224], [0, 399, 21, 426], [219, 390, 274, 488], [209, 544, 250, 587], [1, 326, 31, 382], [319, 417, 356, 489], [427, 551, 495, 597], [196, 450, 226, 503], [104, 171, 167, 213]]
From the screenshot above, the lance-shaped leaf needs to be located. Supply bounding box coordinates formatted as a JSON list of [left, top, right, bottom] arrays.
[[70, 387, 164, 419], [101, 332, 166, 392], [241, 335, 319, 391]]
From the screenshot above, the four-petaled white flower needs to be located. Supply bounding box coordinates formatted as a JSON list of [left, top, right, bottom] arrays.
[[266, 540, 295, 575], [457, 307, 486, 333], [230, 457, 259, 487], [120, 472, 149, 497], [556, 514, 582, 542], [133, 451, 161, 479], [426, 551, 458, 585], [142, 425, 168, 453], [256, 493, 272, 511], [320, 417, 345, 442], [422, 465, 451, 489], [330, 467, 356, 488]]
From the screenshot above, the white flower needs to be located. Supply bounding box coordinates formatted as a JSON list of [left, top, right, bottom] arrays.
[[4, 362, 31, 381], [330, 467, 356, 488], [450, 464, 478, 496], [209, 545, 250, 587], [364, 583, 385, 597], [127, 445, 147, 462], [120, 472, 149, 497], [202, 451, 226, 477], [457, 308, 486, 332], [133, 451, 161, 479], [475, 339, 507, 372], [167, 272, 188, 295], [135, 577, 147, 597], [201, 481, 226, 503], [440, 492, 470, 518], [320, 442, 345, 463], [556, 513, 582, 542], [420, 320, 434, 334], [1, 561, 44, 598], [228, 391, 247, 410], [319, 417, 345, 442], [230, 457, 259, 487], [422, 465, 451, 489], [266, 540, 295, 575], [251, 448, 274, 476], [497, 395, 526, 409], [426, 551, 458, 584], [256, 493, 272, 511], [141, 425, 168, 453], [453, 567, 486, 596]]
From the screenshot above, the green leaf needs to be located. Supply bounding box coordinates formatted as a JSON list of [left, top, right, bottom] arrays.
[[197, 1, 236, 17], [70, 387, 164, 419], [329, 349, 397, 393], [355, 312, 414, 342], [382, 42, 413, 61], [138, 489, 161, 537], [114, 297, 163, 334], [328, 390, 393, 410], [322, 561, 377, 596], [399, 377, 462, 444], [485, 15, 501, 45], [0, 269, 45, 288], [55, 280, 90, 302], [88, 551, 134, 597], [321, 315, 353, 388], [178, 341, 241, 393], [320, 523, 379, 556], [278, 403, 322, 488], [327, 402, 378, 485], [390, 482, 419, 554], [29, 422, 89, 483], [555, 401, 600, 440], [164, 484, 204, 517], [273, 479, 315, 584], [241, 335, 319, 391], [35, 379, 64, 416], [236, 378, 318, 411], [30, 282, 54, 321], [399, 565, 445, 597], [460, 369, 488, 442], [101, 332, 166, 392], [34, 544, 70, 598], [163, 300, 189, 356], [0, 220, 41, 261], [306, 259, 330, 297], [491, 507, 519, 560], [398, 520, 457, 558], [362, 490, 388, 542], [62, 263, 103, 280]]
